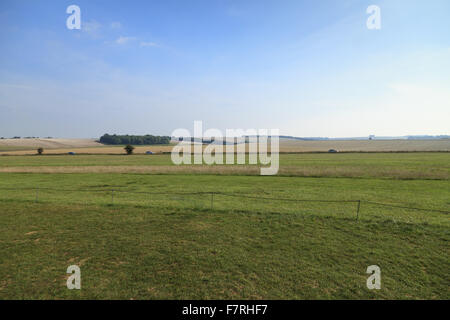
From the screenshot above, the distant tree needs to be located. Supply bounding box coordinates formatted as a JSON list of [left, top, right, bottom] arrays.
[[124, 144, 135, 155], [37, 147, 44, 155], [100, 134, 170, 145]]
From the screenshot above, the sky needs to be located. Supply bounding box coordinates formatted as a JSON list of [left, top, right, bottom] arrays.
[[0, 0, 449, 138]]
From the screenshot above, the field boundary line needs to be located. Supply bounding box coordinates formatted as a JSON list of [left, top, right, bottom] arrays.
[[218, 193, 359, 203], [0, 186, 448, 214]]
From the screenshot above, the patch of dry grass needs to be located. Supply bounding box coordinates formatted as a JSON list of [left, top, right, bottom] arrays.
[[278, 165, 449, 180], [0, 164, 447, 179], [0, 165, 259, 175]]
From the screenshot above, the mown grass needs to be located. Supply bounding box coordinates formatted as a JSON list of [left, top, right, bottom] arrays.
[[0, 152, 449, 179], [0, 201, 448, 299], [0, 173, 449, 213], [0, 169, 449, 299]]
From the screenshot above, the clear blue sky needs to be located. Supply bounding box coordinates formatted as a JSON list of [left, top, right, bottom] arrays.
[[0, 0, 449, 138]]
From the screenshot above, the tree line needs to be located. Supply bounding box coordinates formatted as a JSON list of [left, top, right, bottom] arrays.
[[99, 134, 171, 145]]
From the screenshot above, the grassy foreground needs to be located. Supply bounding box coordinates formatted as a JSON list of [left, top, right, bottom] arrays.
[[0, 153, 449, 299], [0, 201, 448, 299]]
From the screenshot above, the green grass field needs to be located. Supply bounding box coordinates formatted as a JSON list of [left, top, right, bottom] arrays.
[[0, 153, 449, 299], [1, 152, 449, 179]]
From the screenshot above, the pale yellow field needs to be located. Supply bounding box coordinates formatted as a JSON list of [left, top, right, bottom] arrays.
[[0, 145, 174, 155], [277, 139, 450, 152], [0, 138, 449, 155], [0, 138, 102, 152]]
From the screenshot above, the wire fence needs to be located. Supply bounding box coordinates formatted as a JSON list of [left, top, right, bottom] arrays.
[[0, 186, 448, 223]]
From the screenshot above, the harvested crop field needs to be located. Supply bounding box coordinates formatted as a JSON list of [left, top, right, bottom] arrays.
[[277, 139, 450, 152], [0, 145, 174, 155], [1, 139, 450, 155], [0, 138, 102, 152]]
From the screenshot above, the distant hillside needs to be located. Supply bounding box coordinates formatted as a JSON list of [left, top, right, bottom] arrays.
[[279, 135, 450, 141]]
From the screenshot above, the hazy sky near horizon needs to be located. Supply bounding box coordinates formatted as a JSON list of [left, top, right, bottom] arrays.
[[0, 0, 449, 138]]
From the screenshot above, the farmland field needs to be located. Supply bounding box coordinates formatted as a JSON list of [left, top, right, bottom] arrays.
[[1, 138, 449, 155], [0, 152, 449, 299], [0, 138, 103, 152]]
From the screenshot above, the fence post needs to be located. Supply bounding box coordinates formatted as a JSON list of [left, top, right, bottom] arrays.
[[211, 192, 214, 210], [356, 200, 361, 221], [111, 189, 114, 206]]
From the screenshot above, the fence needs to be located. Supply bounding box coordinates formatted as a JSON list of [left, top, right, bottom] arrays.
[[0, 186, 448, 222]]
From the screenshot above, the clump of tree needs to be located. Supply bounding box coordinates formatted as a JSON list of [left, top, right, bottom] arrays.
[[124, 145, 135, 155], [37, 147, 44, 155], [99, 134, 170, 145]]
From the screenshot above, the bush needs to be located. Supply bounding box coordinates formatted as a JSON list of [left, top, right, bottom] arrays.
[[124, 145, 135, 155], [37, 148, 44, 155]]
